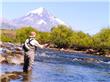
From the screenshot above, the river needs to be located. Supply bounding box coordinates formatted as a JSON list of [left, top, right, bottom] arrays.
[[1, 48, 110, 82]]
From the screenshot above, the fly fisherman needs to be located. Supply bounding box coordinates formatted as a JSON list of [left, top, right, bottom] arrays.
[[23, 31, 48, 72]]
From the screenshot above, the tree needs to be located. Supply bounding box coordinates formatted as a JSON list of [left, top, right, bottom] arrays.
[[66, 31, 80, 48], [16, 27, 39, 43], [76, 31, 93, 48], [0, 29, 16, 43], [93, 28, 110, 49], [39, 32, 51, 44], [51, 25, 73, 48]]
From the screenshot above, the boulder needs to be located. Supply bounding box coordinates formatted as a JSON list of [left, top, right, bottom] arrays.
[[15, 46, 22, 51], [6, 54, 24, 65], [86, 49, 97, 54], [105, 54, 110, 58], [0, 71, 23, 82], [0, 55, 5, 63]]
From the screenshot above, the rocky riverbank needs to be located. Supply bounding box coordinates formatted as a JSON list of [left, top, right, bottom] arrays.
[[0, 71, 23, 82], [48, 47, 110, 58], [0, 42, 24, 65]]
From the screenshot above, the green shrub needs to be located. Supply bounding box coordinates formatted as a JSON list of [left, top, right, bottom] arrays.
[[16, 27, 39, 43], [51, 25, 73, 48]]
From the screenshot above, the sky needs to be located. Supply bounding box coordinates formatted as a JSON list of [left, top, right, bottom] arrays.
[[0, 0, 109, 35]]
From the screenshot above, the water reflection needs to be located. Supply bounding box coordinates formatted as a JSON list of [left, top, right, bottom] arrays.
[[22, 71, 32, 82]]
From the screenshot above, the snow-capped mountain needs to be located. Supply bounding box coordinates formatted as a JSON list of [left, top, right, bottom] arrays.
[[1, 7, 67, 31]]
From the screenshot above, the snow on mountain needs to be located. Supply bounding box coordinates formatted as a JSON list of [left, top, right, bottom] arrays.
[[26, 7, 47, 16], [38, 20, 47, 25], [1, 7, 68, 31]]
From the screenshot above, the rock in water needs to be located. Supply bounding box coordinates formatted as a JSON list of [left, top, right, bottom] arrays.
[[0, 55, 5, 63]]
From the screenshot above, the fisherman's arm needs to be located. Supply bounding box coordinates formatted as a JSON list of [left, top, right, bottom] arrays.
[[31, 39, 44, 48]]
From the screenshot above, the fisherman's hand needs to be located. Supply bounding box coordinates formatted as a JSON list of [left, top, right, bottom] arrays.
[[43, 43, 50, 48]]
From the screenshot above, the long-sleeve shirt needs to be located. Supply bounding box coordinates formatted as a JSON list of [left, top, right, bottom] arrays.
[[25, 38, 43, 50]]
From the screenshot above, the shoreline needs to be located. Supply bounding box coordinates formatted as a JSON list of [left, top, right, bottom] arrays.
[[47, 47, 110, 58], [0, 42, 110, 58]]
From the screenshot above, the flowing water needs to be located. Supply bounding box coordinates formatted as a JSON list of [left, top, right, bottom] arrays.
[[1, 48, 110, 82]]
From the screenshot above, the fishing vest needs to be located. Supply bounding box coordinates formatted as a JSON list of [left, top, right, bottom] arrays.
[[23, 38, 35, 52]]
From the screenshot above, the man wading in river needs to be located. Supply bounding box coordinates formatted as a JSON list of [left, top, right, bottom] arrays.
[[23, 31, 48, 72]]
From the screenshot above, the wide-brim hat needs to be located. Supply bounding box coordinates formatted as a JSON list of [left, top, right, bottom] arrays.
[[29, 31, 36, 37]]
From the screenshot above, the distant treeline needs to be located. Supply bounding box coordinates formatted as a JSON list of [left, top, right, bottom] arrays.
[[1, 25, 110, 55]]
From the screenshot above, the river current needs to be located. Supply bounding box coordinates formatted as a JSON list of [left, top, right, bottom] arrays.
[[1, 48, 110, 82]]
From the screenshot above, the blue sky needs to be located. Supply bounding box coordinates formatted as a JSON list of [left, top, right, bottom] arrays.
[[1, 0, 109, 35]]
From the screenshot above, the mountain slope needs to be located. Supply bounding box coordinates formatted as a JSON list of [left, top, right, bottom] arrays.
[[1, 7, 67, 31]]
